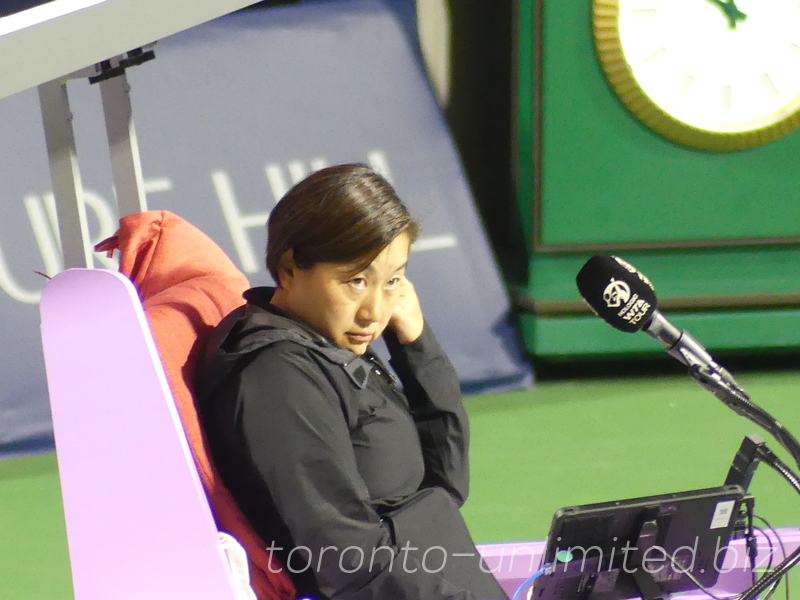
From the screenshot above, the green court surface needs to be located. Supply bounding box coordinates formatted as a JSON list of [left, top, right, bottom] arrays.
[[2, 371, 799, 598]]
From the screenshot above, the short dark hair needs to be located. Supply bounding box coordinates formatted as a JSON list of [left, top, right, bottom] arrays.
[[266, 164, 420, 283]]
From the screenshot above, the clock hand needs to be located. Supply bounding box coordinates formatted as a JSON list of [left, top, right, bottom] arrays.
[[704, 0, 748, 29]]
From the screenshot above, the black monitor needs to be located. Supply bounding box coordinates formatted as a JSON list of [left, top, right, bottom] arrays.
[[530, 485, 749, 600]]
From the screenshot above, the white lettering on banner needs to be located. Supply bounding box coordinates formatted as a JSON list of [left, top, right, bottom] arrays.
[[286, 161, 308, 185], [0, 242, 42, 304], [43, 191, 119, 270], [367, 150, 393, 183], [213, 152, 460, 274], [0, 188, 123, 303], [265, 164, 291, 202], [80, 191, 118, 269], [411, 235, 458, 252], [32, 178, 169, 280], [25, 195, 63, 277], [142, 177, 173, 194], [212, 170, 269, 274], [215, 159, 335, 274], [309, 157, 328, 172], [268, 159, 328, 202]]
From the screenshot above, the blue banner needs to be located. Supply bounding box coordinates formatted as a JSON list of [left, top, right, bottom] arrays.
[[0, 0, 531, 457]]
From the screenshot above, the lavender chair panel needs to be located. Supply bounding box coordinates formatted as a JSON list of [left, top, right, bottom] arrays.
[[40, 268, 238, 600]]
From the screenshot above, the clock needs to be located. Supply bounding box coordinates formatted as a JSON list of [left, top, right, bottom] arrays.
[[593, 0, 800, 151]]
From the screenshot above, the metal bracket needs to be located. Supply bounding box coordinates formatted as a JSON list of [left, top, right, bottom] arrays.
[[100, 71, 148, 217], [37, 44, 155, 269], [38, 79, 94, 269], [88, 45, 156, 84]]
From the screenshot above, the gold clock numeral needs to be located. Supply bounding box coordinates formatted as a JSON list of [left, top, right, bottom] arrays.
[[677, 75, 694, 99], [761, 73, 779, 97], [722, 85, 732, 112], [642, 46, 667, 65]]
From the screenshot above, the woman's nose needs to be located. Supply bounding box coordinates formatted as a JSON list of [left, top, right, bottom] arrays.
[[357, 290, 383, 323]]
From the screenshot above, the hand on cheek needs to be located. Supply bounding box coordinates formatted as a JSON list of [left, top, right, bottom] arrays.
[[388, 277, 424, 344]]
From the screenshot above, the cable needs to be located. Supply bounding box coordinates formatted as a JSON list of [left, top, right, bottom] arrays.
[[683, 356, 800, 598], [753, 516, 789, 600], [752, 524, 776, 599], [757, 446, 800, 498], [744, 498, 758, 586], [738, 546, 800, 600], [662, 549, 742, 600], [738, 519, 798, 600], [762, 580, 782, 600], [511, 564, 551, 600], [752, 526, 775, 573], [689, 365, 800, 473]]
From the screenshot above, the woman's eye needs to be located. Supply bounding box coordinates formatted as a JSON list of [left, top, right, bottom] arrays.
[[386, 277, 400, 289], [349, 277, 367, 289]]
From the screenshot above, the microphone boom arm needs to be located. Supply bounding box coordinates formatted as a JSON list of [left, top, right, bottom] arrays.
[[646, 313, 744, 391], [688, 363, 800, 473]]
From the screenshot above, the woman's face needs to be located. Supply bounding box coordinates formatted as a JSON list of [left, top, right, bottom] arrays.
[[274, 233, 410, 355]]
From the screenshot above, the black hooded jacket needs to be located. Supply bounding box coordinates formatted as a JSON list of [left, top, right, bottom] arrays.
[[196, 287, 507, 600]]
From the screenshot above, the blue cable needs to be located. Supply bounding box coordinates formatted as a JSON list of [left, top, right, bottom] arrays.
[[511, 564, 551, 600]]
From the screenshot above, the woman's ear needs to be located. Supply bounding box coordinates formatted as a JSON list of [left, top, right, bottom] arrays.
[[276, 249, 296, 289]]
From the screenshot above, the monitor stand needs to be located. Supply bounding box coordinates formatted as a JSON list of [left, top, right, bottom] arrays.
[[535, 517, 672, 600], [627, 519, 666, 600]]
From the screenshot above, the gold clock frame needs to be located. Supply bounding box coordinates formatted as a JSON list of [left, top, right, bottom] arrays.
[[593, 0, 800, 152]]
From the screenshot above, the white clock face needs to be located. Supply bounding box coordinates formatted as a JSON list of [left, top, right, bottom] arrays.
[[617, 0, 800, 133]]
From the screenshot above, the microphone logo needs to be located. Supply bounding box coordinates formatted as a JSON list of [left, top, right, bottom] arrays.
[[603, 278, 631, 308], [614, 255, 654, 288]]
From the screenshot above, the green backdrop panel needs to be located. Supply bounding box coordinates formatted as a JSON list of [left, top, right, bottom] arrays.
[[523, 246, 800, 301], [523, 309, 800, 357]]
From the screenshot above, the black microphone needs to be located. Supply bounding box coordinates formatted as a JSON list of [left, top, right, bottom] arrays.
[[576, 255, 742, 390], [579, 255, 800, 492]]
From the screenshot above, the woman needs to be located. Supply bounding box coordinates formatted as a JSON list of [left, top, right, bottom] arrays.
[[198, 164, 508, 600]]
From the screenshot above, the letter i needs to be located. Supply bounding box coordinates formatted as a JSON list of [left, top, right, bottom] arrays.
[[609, 538, 618, 571]]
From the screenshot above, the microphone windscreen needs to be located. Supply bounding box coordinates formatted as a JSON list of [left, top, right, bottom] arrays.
[[576, 255, 658, 333]]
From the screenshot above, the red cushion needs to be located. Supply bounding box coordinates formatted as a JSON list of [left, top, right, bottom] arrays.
[[96, 210, 295, 600]]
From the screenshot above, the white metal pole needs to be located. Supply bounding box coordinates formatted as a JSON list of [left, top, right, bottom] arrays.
[[38, 78, 94, 269], [99, 71, 147, 216]]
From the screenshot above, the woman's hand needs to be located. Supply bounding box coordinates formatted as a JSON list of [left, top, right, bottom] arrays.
[[389, 276, 424, 344]]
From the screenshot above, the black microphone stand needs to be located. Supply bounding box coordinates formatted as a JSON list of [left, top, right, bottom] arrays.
[[689, 364, 800, 472], [689, 364, 800, 600]]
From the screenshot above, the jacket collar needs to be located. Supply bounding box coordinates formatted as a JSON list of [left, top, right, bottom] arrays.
[[243, 287, 331, 347]]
